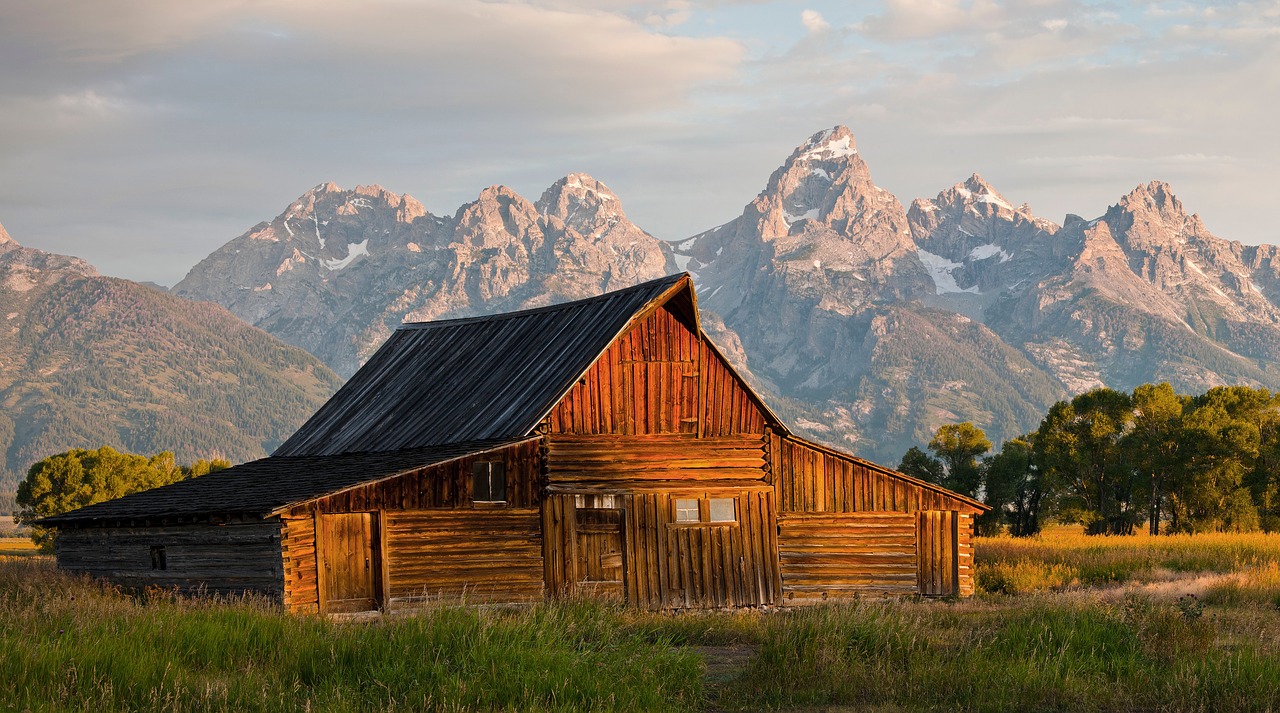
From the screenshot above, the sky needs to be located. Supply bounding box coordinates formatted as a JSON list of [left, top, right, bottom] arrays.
[[1, 0, 1277, 286]]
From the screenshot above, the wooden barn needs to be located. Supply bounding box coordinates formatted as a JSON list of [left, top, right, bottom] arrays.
[[42, 274, 986, 613]]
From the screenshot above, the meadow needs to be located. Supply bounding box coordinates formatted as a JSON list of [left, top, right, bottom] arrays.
[[3, 528, 1280, 712]]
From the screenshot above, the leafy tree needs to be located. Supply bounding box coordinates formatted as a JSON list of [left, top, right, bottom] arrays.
[[1124, 383, 1185, 534], [1172, 388, 1262, 533], [983, 435, 1048, 537], [14, 446, 226, 551], [928, 422, 991, 499], [1036, 388, 1140, 535], [898, 446, 944, 484]]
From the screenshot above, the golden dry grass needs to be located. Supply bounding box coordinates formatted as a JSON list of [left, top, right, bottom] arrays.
[[974, 525, 1280, 596], [0, 537, 38, 557]]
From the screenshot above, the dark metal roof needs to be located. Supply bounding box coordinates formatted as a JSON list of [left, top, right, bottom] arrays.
[[39, 439, 528, 525], [274, 273, 690, 457]]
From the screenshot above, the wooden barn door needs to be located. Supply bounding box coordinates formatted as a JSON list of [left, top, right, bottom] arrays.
[[916, 511, 959, 597], [575, 508, 625, 600], [318, 512, 380, 613]]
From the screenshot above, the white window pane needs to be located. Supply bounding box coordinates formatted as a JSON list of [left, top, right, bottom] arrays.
[[675, 499, 700, 522], [709, 498, 736, 522]]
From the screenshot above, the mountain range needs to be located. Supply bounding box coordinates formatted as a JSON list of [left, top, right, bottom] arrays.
[[7, 125, 1280, 477], [0, 222, 341, 484], [173, 126, 1280, 464]]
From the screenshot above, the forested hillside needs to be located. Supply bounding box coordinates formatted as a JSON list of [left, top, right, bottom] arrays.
[[0, 223, 342, 485]]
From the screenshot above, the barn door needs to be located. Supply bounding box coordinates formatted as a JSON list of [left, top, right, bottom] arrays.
[[916, 511, 959, 597], [318, 512, 379, 613], [575, 508, 625, 600]]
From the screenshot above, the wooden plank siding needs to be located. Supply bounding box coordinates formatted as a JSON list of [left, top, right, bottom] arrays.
[[54, 521, 284, 597], [777, 512, 918, 600], [542, 488, 779, 609], [547, 306, 768, 437], [545, 433, 766, 483], [774, 437, 981, 514], [289, 440, 542, 514], [773, 436, 984, 599], [385, 509, 543, 606], [281, 514, 319, 613]]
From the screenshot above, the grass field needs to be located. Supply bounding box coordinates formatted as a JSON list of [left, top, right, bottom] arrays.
[[0, 537, 37, 557], [4, 529, 1280, 711]]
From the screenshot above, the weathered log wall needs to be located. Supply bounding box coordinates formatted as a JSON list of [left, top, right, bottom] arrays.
[[54, 521, 283, 597], [548, 306, 768, 436], [385, 509, 543, 606], [777, 512, 918, 600], [545, 433, 765, 483], [772, 435, 982, 598], [281, 514, 319, 613]]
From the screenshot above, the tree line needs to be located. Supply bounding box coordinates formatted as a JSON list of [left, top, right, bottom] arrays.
[[899, 383, 1280, 536], [14, 445, 230, 551]]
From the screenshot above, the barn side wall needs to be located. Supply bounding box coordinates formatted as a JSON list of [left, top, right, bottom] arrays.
[[54, 520, 284, 598], [772, 436, 982, 598], [281, 441, 544, 614], [384, 509, 543, 607], [541, 486, 779, 609]]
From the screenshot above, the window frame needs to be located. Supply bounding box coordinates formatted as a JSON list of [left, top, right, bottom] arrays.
[[670, 496, 739, 526], [149, 545, 167, 571], [471, 460, 507, 503]]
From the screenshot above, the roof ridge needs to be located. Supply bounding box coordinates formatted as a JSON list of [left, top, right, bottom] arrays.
[[398, 273, 688, 331]]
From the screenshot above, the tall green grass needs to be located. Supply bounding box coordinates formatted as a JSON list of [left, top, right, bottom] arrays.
[[0, 559, 701, 712], [10, 530, 1280, 713], [716, 597, 1280, 712]]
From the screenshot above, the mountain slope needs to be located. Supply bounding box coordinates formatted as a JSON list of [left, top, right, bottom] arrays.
[[174, 177, 676, 376], [675, 127, 1067, 461], [0, 224, 342, 483], [985, 181, 1280, 395]]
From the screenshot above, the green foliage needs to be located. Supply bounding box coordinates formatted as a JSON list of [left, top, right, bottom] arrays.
[[897, 446, 943, 484], [928, 422, 991, 498], [903, 382, 1280, 537], [985, 435, 1048, 536], [14, 446, 227, 551]]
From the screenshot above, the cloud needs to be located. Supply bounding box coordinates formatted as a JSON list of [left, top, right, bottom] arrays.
[[858, 0, 1002, 40], [0, 0, 747, 282], [801, 9, 830, 34], [0, 0, 1278, 286]]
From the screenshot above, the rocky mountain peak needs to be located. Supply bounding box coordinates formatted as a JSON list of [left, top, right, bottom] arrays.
[[791, 125, 858, 163], [1117, 180, 1186, 221], [451, 186, 542, 250], [536, 173, 627, 232], [0, 220, 12, 246], [1103, 181, 1202, 253], [396, 194, 428, 223]]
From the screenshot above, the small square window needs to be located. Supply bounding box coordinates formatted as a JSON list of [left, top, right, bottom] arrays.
[[472, 461, 506, 502], [709, 498, 736, 522], [150, 545, 167, 571], [675, 499, 700, 522]]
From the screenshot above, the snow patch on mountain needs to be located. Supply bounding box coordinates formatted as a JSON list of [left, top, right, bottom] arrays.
[[323, 240, 370, 271], [969, 244, 1012, 262], [917, 248, 979, 294], [800, 133, 857, 161]]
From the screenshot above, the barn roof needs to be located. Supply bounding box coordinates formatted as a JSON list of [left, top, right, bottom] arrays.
[[39, 439, 530, 525], [274, 273, 697, 457]]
